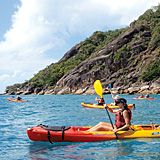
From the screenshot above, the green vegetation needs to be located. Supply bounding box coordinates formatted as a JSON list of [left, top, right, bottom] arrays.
[[28, 29, 125, 88], [6, 5, 160, 93], [136, 5, 160, 29], [114, 45, 131, 61], [141, 59, 160, 81], [149, 23, 160, 48]]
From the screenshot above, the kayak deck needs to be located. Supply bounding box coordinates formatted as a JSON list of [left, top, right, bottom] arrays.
[[133, 97, 155, 100], [27, 124, 160, 142], [81, 102, 135, 110]]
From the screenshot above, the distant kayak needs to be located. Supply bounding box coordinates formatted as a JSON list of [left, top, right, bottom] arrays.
[[27, 124, 160, 142], [133, 97, 155, 100], [7, 98, 27, 102], [81, 102, 135, 110]]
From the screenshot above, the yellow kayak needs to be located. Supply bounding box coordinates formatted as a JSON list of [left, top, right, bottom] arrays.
[[81, 102, 135, 110]]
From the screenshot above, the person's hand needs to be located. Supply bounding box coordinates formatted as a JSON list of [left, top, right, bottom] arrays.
[[104, 104, 108, 108], [113, 128, 118, 133]]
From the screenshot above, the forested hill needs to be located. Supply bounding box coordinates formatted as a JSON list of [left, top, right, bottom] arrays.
[[6, 5, 160, 95]]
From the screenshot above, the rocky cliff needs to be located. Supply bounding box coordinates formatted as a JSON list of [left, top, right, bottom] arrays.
[[5, 5, 160, 95]]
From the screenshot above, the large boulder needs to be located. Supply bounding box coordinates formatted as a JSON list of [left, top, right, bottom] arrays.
[[128, 87, 140, 94]]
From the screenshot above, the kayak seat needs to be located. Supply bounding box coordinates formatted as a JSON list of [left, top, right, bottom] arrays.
[[38, 124, 71, 131], [38, 124, 71, 143]]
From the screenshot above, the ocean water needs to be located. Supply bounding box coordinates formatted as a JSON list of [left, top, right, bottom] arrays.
[[0, 94, 160, 160]]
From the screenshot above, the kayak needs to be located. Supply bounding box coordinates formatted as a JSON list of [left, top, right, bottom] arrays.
[[81, 102, 135, 110], [133, 97, 155, 100], [27, 124, 160, 142], [7, 98, 27, 102]]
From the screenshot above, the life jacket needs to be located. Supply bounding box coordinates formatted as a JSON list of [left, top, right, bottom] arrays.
[[115, 109, 132, 129], [98, 98, 105, 105], [98, 102, 104, 105]]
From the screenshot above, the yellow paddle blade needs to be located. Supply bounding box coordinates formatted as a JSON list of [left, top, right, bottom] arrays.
[[94, 80, 103, 98]]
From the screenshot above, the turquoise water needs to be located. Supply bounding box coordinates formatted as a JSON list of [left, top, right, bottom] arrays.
[[0, 94, 160, 160]]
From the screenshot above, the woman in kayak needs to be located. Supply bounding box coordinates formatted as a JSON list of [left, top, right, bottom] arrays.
[[88, 98, 132, 133], [95, 97, 105, 105]]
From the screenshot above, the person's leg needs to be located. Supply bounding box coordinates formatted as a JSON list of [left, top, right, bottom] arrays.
[[88, 122, 114, 131], [87, 122, 106, 131]]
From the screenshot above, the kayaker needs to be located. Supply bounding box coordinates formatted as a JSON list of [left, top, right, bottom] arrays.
[[138, 94, 144, 98], [145, 94, 150, 98], [16, 96, 22, 100], [112, 95, 120, 100], [110, 94, 121, 105], [88, 98, 132, 133], [95, 97, 105, 105]]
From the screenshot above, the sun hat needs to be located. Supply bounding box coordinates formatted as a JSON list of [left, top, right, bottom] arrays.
[[115, 98, 127, 105]]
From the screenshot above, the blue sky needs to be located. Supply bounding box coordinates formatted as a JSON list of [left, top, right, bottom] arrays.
[[0, 0, 20, 40], [0, 0, 159, 93]]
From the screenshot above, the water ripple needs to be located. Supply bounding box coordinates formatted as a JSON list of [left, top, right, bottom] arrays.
[[0, 94, 160, 160]]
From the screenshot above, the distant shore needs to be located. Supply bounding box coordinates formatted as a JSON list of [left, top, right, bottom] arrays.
[[3, 82, 160, 95]]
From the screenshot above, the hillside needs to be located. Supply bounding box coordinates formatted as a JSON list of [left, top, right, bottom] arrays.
[[5, 5, 160, 95]]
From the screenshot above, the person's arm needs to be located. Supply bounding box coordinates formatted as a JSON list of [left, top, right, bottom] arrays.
[[112, 94, 115, 99], [113, 110, 130, 132]]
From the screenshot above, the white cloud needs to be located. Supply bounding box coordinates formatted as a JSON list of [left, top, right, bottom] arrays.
[[0, 0, 159, 93]]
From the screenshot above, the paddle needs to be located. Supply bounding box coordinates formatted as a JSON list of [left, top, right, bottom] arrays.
[[93, 80, 103, 98], [94, 80, 118, 139]]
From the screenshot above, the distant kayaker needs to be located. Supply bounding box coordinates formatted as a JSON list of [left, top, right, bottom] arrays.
[[110, 94, 121, 105], [112, 94, 120, 100], [16, 96, 22, 100], [95, 97, 105, 105], [88, 98, 132, 133], [145, 94, 150, 98], [138, 94, 144, 98]]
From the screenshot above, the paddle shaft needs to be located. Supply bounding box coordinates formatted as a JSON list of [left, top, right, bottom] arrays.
[[105, 106, 118, 139], [104, 106, 114, 128], [94, 80, 118, 139]]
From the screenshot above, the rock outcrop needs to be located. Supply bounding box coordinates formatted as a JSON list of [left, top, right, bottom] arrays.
[[5, 5, 160, 95]]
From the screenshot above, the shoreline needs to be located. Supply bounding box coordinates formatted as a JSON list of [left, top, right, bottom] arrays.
[[3, 84, 160, 95]]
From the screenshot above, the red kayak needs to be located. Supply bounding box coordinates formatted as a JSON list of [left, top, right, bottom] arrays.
[[133, 97, 155, 100], [27, 124, 160, 143]]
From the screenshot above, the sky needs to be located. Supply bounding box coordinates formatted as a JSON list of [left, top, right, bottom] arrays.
[[0, 0, 159, 93]]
